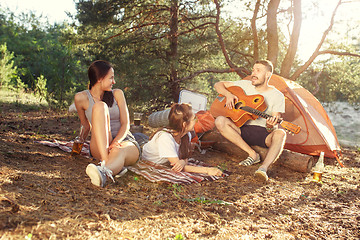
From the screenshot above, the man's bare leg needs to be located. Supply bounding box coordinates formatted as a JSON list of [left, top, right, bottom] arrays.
[[260, 129, 286, 171], [215, 116, 257, 160], [255, 129, 286, 181]]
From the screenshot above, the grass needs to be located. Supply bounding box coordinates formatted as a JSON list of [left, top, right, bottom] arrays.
[[185, 196, 232, 205], [167, 183, 232, 205], [168, 183, 183, 199], [0, 88, 48, 112]]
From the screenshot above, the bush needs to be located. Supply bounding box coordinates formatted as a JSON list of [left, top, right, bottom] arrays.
[[0, 43, 17, 88]]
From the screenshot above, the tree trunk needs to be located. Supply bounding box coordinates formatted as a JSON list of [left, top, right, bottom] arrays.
[[251, 0, 261, 62], [168, 0, 180, 102], [280, 0, 302, 78], [266, 0, 280, 68]]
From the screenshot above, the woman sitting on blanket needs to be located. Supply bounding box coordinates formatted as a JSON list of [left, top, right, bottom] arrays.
[[142, 103, 223, 176], [74, 60, 140, 187]]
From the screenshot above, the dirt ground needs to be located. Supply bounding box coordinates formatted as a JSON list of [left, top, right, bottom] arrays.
[[0, 103, 359, 240]]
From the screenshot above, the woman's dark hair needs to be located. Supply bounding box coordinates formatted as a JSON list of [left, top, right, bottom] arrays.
[[168, 103, 193, 159], [88, 60, 114, 107]]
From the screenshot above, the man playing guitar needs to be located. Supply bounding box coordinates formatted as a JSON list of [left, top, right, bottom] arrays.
[[214, 60, 286, 181]]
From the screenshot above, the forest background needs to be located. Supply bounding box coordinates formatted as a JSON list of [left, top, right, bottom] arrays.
[[1, 0, 359, 112]]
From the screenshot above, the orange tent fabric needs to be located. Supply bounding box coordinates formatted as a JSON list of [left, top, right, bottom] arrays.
[[243, 74, 342, 161]]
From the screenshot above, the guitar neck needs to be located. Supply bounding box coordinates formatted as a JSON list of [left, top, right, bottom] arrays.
[[240, 106, 281, 123]]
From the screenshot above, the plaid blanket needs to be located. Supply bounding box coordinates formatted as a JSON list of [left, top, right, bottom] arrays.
[[36, 139, 91, 157], [128, 158, 228, 184], [36, 139, 228, 184]]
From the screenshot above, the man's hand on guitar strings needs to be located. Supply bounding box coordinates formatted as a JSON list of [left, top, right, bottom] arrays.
[[225, 93, 238, 109]]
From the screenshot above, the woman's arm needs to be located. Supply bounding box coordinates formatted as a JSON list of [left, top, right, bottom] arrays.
[[168, 157, 187, 172], [74, 91, 90, 139], [110, 89, 130, 147]]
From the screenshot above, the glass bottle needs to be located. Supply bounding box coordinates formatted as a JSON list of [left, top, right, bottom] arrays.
[[71, 125, 85, 155], [134, 112, 143, 126], [312, 151, 325, 182]]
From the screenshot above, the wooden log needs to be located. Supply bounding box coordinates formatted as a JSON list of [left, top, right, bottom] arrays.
[[200, 129, 314, 173]]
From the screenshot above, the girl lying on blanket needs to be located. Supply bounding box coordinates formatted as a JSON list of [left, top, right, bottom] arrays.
[[74, 60, 140, 187], [142, 103, 223, 176]]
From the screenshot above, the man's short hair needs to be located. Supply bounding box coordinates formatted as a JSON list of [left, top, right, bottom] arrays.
[[255, 60, 273, 73]]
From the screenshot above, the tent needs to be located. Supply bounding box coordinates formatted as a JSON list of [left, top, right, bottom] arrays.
[[242, 74, 342, 165]]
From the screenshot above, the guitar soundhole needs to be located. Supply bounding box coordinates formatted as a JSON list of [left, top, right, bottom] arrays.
[[234, 102, 243, 109], [253, 97, 260, 103]]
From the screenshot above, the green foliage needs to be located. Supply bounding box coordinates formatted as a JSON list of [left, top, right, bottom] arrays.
[[71, 0, 296, 110], [0, 43, 17, 88], [25, 233, 32, 240], [2, 0, 359, 111], [174, 234, 184, 240], [185, 196, 231, 205], [166, 182, 231, 205], [217, 163, 228, 172], [74, 0, 235, 110], [168, 183, 183, 199], [12, 77, 27, 92], [153, 200, 163, 206], [0, 7, 86, 109], [297, 53, 360, 105], [0, 88, 48, 112], [34, 75, 47, 102]]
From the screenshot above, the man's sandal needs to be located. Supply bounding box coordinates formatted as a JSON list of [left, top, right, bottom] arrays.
[[239, 153, 260, 166], [254, 168, 268, 182]]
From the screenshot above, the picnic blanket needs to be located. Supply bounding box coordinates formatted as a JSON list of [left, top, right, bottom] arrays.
[[36, 139, 91, 157], [36, 139, 229, 184], [128, 158, 228, 184]]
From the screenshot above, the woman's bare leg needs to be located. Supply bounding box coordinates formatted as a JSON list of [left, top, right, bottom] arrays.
[[106, 142, 139, 175], [89, 101, 112, 162], [88, 101, 139, 175]]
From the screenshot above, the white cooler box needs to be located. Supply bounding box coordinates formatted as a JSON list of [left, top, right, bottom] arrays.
[[178, 90, 207, 113]]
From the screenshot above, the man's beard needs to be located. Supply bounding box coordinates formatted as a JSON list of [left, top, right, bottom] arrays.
[[251, 76, 265, 87]]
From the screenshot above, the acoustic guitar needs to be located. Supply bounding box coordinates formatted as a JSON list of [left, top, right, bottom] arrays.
[[210, 86, 301, 134]]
